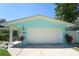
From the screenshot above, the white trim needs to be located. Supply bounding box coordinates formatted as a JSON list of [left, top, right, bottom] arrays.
[[9, 28, 13, 45]]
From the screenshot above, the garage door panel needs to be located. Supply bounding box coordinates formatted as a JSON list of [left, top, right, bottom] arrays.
[[27, 28, 63, 44]]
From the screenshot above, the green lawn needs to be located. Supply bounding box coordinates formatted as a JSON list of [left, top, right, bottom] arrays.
[[0, 49, 11, 56], [74, 48, 79, 52]]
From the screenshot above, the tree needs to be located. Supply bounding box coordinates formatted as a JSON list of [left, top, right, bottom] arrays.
[[0, 19, 6, 23], [55, 3, 79, 23]]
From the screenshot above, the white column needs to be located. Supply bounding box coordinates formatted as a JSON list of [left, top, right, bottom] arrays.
[[9, 28, 13, 46]]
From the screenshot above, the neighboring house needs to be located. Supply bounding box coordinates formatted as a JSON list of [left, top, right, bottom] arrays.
[[66, 20, 79, 43], [3, 15, 75, 45]]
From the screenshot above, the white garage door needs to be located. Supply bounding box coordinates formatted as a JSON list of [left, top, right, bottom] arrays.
[[27, 28, 63, 44]]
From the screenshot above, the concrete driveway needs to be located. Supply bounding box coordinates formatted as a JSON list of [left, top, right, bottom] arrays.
[[8, 48, 79, 56]]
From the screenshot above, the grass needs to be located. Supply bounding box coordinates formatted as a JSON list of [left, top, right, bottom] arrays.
[[0, 49, 11, 56], [74, 48, 79, 52]]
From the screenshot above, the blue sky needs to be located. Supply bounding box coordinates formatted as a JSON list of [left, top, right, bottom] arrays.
[[0, 3, 56, 21]]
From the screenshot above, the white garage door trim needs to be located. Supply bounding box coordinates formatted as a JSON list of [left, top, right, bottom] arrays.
[[26, 28, 63, 44]]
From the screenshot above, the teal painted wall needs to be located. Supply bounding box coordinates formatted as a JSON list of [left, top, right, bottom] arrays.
[[9, 19, 66, 29], [8, 19, 67, 44]]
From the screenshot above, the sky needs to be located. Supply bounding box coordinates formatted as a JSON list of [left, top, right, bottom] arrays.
[[0, 3, 56, 21]]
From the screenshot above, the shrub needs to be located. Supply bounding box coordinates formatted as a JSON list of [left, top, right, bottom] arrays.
[[65, 34, 73, 44], [0, 30, 9, 41]]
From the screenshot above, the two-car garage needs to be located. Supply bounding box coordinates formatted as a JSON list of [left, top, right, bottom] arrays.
[[6, 15, 74, 45], [26, 28, 63, 44]]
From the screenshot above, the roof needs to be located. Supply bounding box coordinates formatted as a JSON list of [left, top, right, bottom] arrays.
[[66, 27, 79, 31], [3, 15, 74, 27], [5, 15, 53, 23]]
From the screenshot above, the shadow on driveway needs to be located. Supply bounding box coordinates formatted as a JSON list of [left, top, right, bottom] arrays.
[[11, 42, 78, 48]]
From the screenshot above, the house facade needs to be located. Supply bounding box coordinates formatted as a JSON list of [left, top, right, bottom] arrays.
[[4, 15, 75, 45]]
